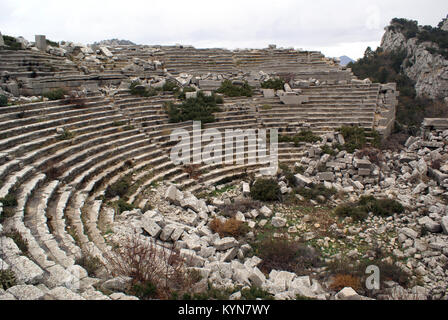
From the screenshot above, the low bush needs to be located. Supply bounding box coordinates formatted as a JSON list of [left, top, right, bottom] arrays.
[[114, 198, 136, 214], [240, 286, 274, 300], [58, 129, 75, 140], [105, 234, 193, 300], [321, 145, 338, 156], [76, 254, 103, 277], [334, 205, 368, 221], [129, 81, 159, 97], [0, 194, 18, 207], [2, 35, 22, 50], [335, 196, 404, 221], [209, 217, 249, 238], [254, 237, 321, 274], [296, 184, 337, 204], [0, 269, 17, 290], [261, 78, 285, 90], [216, 80, 253, 97], [279, 163, 297, 187], [337, 126, 367, 153], [105, 177, 131, 199], [43, 88, 66, 101], [358, 196, 404, 217], [250, 179, 281, 202], [0, 95, 8, 107], [4, 229, 29, 255], [279, 131, 321, 146], [166, 91, 222, 124], [162, 80, 180, 92]]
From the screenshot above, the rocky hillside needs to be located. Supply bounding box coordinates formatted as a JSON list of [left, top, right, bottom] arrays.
[[380, 16, 448, 100]]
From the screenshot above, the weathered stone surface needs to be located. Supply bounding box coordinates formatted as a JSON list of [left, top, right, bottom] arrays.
[[260, 206, 273, 218], [101, 276, 132, 292], [7, 285, 45, 300], [142, 216, 162, 238], [45, 287, 85, 300], [441, 216, 448, 235], [214, 237, 238, 251], [271, 217, 287, 228]]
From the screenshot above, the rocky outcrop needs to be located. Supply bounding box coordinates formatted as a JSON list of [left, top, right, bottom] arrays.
[[380, 19, 448, 100]]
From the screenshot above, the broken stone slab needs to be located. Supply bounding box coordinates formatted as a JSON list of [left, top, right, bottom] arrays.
[[260, 206, 273, 218], [222, 247, 239, 262], [358, 168, 371, 176], [141, 215, 162, 238], [214, 237, 238, 251], [399, 227, 419, 239], [294, 173, 312, 187], [441, 216, 448, 234], [159, 224, 176, 241], [419, 216, 442, 233], [99, 46, 113, 58], [317, 172, 335, 182], [271, 217, 287, 228], [354, 158, 372, 169], [262, 89, 275, 98], [180, 249, 206, 267], [165, 185, 184, 205], [279, 95, 308, 106], [242, 182, 250, 196]]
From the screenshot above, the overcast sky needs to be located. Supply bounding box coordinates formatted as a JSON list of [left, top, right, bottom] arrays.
[[1, 0, 447, 60]]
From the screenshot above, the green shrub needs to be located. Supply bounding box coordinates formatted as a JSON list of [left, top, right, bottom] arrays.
[[250, 179, 281, 202], [162, 80, 179, 92], [4, 229, 28, 255], [131, 281, 158, 299], [279, 131, 321, 146], [321, 145, 338, 156], [279, 163, 297, 187], [0, 95, 8, 107], [75, 254, 103, 277], [335, 204, 368, 221], [46, 39, 59, 47], [105, 178, 131, 199], [358, 196, 404, 217], [216, 80, 253, 97], [241, 286, 274, 300], [0, 194, 18, 207], [115, 198, 136, 214], [335, 196, 404, 221], [253, 237, 321, 274], [338, 126, 367, 153], [2, 35, 23, 50], [296, 184, 337, 203], [261, 78, 285, 90], [58, 129, 75, 140], [166, 91, 222, 124], [129, 81, 158, 97], [0, 269, 17, 290], [43, 88, 66, 100]]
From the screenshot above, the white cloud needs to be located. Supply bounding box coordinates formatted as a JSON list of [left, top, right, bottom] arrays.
[[0, 0, 447, 59]]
